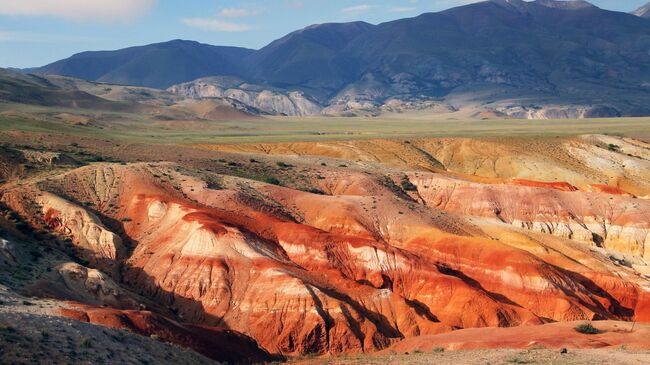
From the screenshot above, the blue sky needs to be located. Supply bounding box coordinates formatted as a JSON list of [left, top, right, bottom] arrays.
[[0, 0, 646, 68]]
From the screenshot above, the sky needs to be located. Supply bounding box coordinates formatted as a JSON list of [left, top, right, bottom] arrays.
[[0, 0, 647, 68]]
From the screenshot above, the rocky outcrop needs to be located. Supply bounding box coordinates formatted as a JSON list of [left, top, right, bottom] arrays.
[[411, 173, 650, 259], [53, 263, 138, 308], [37, 192, 123, 270], [495, 104, 621, 119], [633, 2, 650, 18], [168, 77, 323, 116]]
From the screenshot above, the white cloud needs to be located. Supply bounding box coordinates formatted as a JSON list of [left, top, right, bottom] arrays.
[[342, 5, 372, 13], [0, 0, 156, 22], [218, 7, 262, 18], [182, 18, 253, 32]]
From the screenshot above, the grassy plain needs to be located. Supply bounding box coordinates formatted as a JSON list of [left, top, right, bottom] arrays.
[[1, 102, 650, 145]]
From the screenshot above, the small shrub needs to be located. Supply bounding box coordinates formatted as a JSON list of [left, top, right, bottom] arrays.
[[81, 337, 93, 348], [276, 161, 292, 168], [575, 322, 601, 334], [121, 217, 132, 222], [431, 347, 444, 353], [263, 177, 281, 185], [400, 176, 418, 191], [607, 144, 621, 152]]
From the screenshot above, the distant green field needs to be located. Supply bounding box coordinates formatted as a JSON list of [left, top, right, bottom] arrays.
[[1, 103, 649, 144]]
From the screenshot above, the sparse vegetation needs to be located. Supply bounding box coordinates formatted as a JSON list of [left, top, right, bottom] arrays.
[[574, 323, 602, 335], [263, 177, 281, 185], [276, 161, 293, 168], [400, 176, 418, 191]]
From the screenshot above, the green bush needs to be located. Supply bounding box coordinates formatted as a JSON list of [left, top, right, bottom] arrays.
[[575, 323, 601, 334], [263, 177, 281, 185]]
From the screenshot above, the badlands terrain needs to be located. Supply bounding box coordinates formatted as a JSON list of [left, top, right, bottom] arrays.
[[2, 1, 650, 363], [1, 99, 650, 363]]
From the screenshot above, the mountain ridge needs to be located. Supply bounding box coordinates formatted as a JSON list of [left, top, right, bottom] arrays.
[[22, 0, 650, 117]]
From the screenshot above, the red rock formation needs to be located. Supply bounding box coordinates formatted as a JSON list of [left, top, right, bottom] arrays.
[[58, 304, 275, 364], [410, 173, 650, 259], [508, 179, 578, 192], [5, 160, 650, 357], [582, 184, 635, 197]]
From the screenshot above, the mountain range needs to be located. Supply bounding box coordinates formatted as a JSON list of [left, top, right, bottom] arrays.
[[23, 0, 650, 117]]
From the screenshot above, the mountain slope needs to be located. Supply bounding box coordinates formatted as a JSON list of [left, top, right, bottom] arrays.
[[31, 40, 254, 89], [247, 21, 375, 95], [0, 68, 136, 111], [27, 0, 650, 117]]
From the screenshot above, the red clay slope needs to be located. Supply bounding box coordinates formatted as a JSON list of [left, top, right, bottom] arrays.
[[5, 160, 650, 357]]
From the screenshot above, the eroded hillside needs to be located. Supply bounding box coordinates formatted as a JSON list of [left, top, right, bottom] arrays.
[[0, 132, 649, 362]]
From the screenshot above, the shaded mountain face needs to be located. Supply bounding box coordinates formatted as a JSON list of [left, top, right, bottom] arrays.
[[31, 40, 254, 89], [0, 68, 132, 110], [633, 2, 650, 18], [27, 0, 650, 116]]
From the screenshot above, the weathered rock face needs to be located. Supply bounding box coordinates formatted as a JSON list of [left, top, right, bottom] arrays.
[[6, 135, 650, 358], [168, 77, 323, 116], [51, 262, 138, 309], [410, 173, 650, 259], [36, 192, 123, 271], [11, 162, 645, 355], [495, 105, 622, 119]]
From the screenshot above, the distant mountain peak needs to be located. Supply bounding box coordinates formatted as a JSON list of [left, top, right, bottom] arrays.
[[534, 0, 596, 10], [633, 2, 650, 17], [490, 0, 596, 12]]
